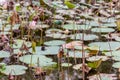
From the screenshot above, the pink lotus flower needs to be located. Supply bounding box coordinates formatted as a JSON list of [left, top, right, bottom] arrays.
[[0, 0, 6, 5], [29, 21, 37, 30]]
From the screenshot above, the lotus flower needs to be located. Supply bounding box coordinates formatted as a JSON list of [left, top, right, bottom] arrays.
[[29, 21, 37, 30], [0, 0, 6, 5]]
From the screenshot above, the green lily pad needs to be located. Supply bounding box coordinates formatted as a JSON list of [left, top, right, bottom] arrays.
[[13, 39, 31, 49], [13, 49, 27, 54], [91, 28, 115, 33], [88, 41, 120, 51], [68, 51, 89, 58], [112, 62, 120, 68], [74, 45, 87, 50], [19, 55, 54, 67], [3, 24, 20, 32], [88, 73, 117, 80], [44, 40, 65, 46], [73, 64, 83, 70], [86, 56, 108, 62], [87, 46, 99, 51], [73, 64, 91, 70], [70, 33, 98, 41], [115, 37, 120, 41], [61, 63, 72, 67], [29, 46, 60, 55], [62, 24, 91, 30], [45, 28, 63, 34], [36, 24, 50, 29], [0, 51, 10, 58], [46, 33, 67, 39], [101, 18, 116, 23], [86, 21, 100, 27], [105, 51, 120, 57], [112, 56, 120, 61], [1, 65, 27, 75], [102, 23, 117, 27], [0, 32, 11, 35]]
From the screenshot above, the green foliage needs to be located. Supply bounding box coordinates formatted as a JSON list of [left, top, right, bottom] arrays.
[[64, 1, 76, 9], [32, 41, 36, 53], [88, 59, 102, 69]]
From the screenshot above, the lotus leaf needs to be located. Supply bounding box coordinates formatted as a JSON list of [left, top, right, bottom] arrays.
[[68, 51, 89, 58], [115, 37, 120, 41], [86, 56, 108, 62], [0, 51, 10, 58], [44, 40, 65, 46], [85, 21, 99, 27], [102, 23, 117, 27], [88, 41, 120, 51], [62, 24, 91, 30], [13, 39, 31, 48], [88, 58, 102, 69], [61, 63, 72, 67], [112, 62, 120, 68], [46, 33, 67, 39], [45, 28, 62, 34], [105, 50, 120, 57], [91, 28, 115, 33], [1, 65, 27, 75], [19, 55, 54, 67], [29, 46, 60, 55], [88, 73, 117, 80], [70, 33, 98, 41]]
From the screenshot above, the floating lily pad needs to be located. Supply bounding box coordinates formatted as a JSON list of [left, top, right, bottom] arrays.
[[13, 49, 27, 54], [112, 56, 120, 61], [101, 18, 116, 23], [86, 21, 100, 27], [13, 39, 31, 48], [112, 62, 120, 68], [86, 56, 108, 62], [68, 51, 89, 58], [102, 23, 117, 27], [0, 32, 11, 35], [73, 64, 91, 71], [1, 65, 27, 75], [70, 33, 98, 41], [46, 33, 67, 39], [88, 73, 117, 80], [62, 24, 91, 30], [115, 37, 120, 41], [105, 51, 120, 57], [0, 51, 10, 58], [19, 55, 54, 67], [29, 46, 60, 55], [36, 24, 50, 29], [44, 40, 65, 46], [3, 24, 20, 31], [45, 28, 63, 34], [87, 46, 99, 51], [91, 28, 115, 33], [61, 63, 72, 67], [74, 45, 87, 50], [88, 41, 120, 51]]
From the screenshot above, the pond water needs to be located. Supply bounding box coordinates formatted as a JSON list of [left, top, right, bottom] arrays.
[[0, 0, 120, 80]]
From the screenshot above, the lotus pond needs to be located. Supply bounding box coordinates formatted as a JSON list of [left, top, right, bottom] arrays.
[[0, 0, 120, 80]]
